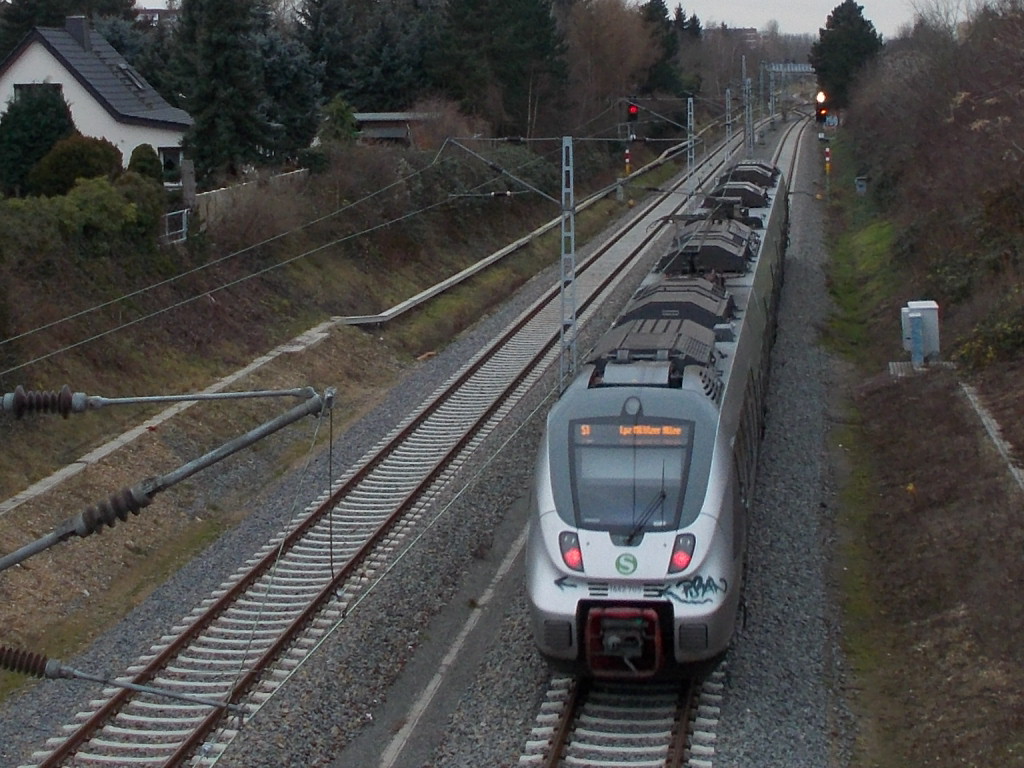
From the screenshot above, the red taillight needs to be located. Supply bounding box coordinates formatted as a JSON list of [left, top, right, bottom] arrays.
[[564, 547, 583, 570], [559, 531, 584, 572], [668, 534, 695, 573]]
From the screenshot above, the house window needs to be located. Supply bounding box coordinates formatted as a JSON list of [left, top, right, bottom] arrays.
[[13, 82, 63, 101], [159, 146, 183, 184]]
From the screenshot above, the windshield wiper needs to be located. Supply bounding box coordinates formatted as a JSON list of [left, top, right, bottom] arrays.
[[626, 482, 666, 546]]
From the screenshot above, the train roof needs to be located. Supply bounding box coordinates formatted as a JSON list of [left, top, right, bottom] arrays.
[[660, 219, 758, 274], [703, 181, 769, 208], [717, 161, 779, 187], [579, 161, 787, 402], [592, 317, 715, 371], [620, 278, 735, 326]]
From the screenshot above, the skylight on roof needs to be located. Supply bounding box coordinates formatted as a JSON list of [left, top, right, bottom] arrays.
[[118, 62, 146, 90]]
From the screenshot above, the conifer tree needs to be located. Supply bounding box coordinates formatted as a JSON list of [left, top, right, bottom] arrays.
[[341, 3, 438, 111], [174, 0, 274, 181], [641, 0, 684, 96], [0, 85, 76, 196], [0, 0, 67, 57], [809, 0, 883, 109], [295, 0, 356, 101], [257, 24, 323, 155], [433, 0, 565, 136], [492, 0, 567, 135], [673, 6, 701, 41], [428, 0, 493, 114]]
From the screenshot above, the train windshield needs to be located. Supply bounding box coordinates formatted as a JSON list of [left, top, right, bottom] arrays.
[[568, 417, 693, 533]]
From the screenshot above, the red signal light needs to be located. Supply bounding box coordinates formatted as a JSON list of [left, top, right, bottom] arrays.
[[627, 103, 639, 121]]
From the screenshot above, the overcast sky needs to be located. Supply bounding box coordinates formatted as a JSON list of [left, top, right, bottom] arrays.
[[680, 0, 919, 39], [132, 0, 917, 40]]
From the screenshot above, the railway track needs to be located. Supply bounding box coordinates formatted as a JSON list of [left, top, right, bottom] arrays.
[[518, 668, 725, 768], [515, 116, 812, 768], [22, 129, 771, 767]]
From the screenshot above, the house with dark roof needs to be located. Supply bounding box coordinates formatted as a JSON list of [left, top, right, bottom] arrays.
[[0, 15, 192, 179]]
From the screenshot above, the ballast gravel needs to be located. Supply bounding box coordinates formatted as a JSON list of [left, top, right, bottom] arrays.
[[0, 129, 855, 768]]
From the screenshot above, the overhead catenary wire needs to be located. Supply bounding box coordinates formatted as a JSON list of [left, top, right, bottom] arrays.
[[0, 194, 459, 377], [1, 101, 707, 380], [3, 123, 614, 367], [0, 160, 446, 355], [0, 142, 580, 379]]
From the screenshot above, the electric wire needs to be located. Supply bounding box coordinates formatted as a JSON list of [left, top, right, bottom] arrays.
[[225, 393, 333, 711], [1, 133, 608, 379], [0, 158, 446, 354], [1, 194, 460, 376], [0, 99, 673, 378]]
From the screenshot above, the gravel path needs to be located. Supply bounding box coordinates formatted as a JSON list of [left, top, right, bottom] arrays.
[[711, 133, 856, 766], [0, 126, 855, 768]]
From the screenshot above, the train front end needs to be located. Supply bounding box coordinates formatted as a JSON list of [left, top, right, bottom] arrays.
[[525, 372, 742, 679]]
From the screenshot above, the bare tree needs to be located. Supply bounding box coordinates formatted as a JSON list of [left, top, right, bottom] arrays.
[[564, 0, 659, 124]]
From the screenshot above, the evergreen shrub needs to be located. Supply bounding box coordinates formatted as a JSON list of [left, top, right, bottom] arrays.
[[27, 134, 123, 197], [954, 288, 1024, 368], [128, 144, 164, 183], [0, 175, 166, 271], [297, 146, 329, 174]]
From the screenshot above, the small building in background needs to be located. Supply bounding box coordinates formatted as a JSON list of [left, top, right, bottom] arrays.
[[134, 0, 179, 26], [353, 112, 435, 147]]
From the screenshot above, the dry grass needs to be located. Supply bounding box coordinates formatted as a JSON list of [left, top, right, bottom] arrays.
[[825, 139, 1024, 767], [839, 367, 1024, 767]]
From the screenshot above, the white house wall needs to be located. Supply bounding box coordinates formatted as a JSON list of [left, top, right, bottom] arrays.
[[0, 43, 185, 167]]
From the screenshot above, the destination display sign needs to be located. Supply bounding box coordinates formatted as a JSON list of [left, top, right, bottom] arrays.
[[573, 420, 690, 446]]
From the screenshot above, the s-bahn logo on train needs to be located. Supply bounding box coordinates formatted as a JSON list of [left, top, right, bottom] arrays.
[[615, 553, 637, 574], [525, 158, 789, 679]]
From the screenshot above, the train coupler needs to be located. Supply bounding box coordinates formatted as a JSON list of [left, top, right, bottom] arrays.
[[584, 606, 663, 679]]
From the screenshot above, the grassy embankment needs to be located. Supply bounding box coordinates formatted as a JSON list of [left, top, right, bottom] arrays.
[[823, 137, 1024, 767]]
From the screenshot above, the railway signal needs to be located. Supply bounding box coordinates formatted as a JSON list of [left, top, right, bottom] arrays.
[[815, 90, 828, 123], [627, 102, 639, 122]]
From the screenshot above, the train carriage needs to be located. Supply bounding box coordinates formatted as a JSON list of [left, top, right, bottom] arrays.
[[525, 162, 789, 679]]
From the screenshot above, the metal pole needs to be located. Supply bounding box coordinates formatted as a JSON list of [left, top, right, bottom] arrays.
[[559, 137, 577, 392], [686, 97, 695, 175], [725, 88, 732, 148], [759, 61, 765, 128], [744, 77, 754, 157]]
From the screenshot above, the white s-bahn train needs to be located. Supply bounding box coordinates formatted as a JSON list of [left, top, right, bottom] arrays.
[[525, 161, 789, 679]]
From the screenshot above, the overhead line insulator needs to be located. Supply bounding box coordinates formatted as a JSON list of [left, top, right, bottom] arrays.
[[2, 385, 77, 418]]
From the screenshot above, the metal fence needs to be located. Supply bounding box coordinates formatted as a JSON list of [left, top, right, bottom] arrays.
[[159, 208, 190, 245]]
